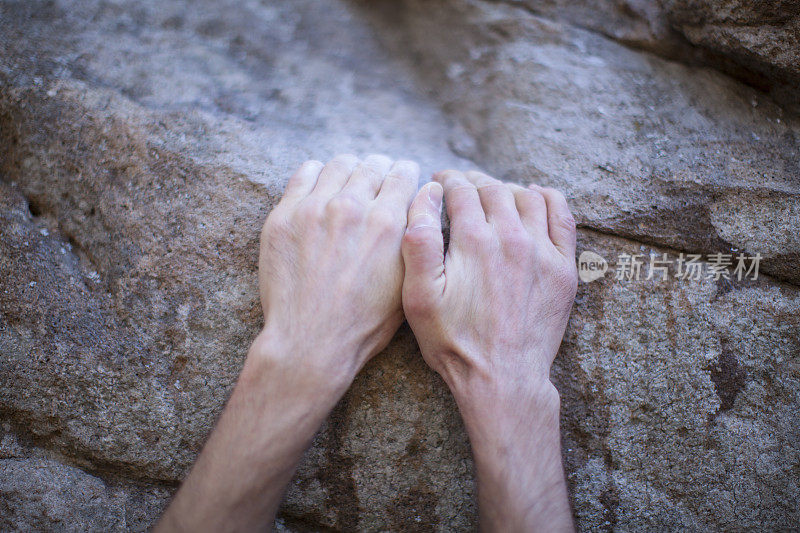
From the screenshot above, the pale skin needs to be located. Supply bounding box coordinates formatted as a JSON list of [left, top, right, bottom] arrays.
[[156, 154, 578, 532]]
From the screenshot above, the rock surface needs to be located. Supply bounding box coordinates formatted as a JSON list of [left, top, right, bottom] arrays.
[[0, 426, 170, 532], [1, 0, 798, 530], [664, 0, 800, 99], [496, 0, 800, 106], [362, 0, 800, 283]]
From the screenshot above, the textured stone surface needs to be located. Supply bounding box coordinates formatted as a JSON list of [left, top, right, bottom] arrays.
[[362, 0, 800, 283], [0, 426, 171, 532], [664, 0, 800, 98], [560, 232, 800, 530], [500, 0, 800, 105], [1, 0, 799, 530]]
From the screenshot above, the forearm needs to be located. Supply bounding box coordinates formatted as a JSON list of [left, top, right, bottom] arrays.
[[156, 332, 356, 532], [448, 371, 574, 533]]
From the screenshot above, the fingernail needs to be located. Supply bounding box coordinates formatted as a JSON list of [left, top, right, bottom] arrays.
[[428, 182, 443, 212], [528, 183, 541, 190], [410, 183, 443, 229]]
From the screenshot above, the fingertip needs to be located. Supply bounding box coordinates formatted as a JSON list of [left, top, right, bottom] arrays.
[[329, 153, 360, 169], [364, 153, 393, 170], [392, 159, 421, 179], [537, 186, 577, 255], [428, 181, 444, 210], [543, 186, 567, 202], [375, 159, 422, 205], [324, 153, 360, 177], [432, 169, 458, 183], [283, 159, 325, 201], [464, 170, 496, 186], [408, 182, 443, 231], [293, 159, 325, 180]]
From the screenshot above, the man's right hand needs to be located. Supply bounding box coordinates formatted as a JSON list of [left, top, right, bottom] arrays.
[[400, 169, 578, 532]]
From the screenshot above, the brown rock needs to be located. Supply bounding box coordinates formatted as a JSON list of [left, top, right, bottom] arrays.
[[1, 0, 798, 530], [496, 0, 800, 104], [664, 0, 800, 99], [0, 427, 171, 532], [362, 0, 800, 283]]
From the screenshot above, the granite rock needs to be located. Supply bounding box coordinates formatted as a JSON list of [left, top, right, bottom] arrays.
[[664, 0, 800, 99], [494, 0, 800, 105], [362, 0, 800, 283], [1, 0, 798, 530]]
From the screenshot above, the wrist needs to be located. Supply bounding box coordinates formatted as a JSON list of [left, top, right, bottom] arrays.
[[446, 369, 570, 530], [243, 327, 359, 402], [160, 328, 358, 533], [445, 363, 562, 447], [444, 356, 559, 417]]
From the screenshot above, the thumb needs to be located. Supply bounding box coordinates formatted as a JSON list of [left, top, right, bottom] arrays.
[[401, 182, 445, 305]]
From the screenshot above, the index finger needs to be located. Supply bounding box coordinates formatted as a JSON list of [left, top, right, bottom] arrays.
[[433, 170, 487, 240], [375, 159, 420, 212]]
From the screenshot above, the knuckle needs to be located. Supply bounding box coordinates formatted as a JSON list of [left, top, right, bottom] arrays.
[[265, 208, 289, 228], [394, 159, 419, 175], [500, 226, 534, 258], [437, 169, 467, 185], [525, 188, 547, 207], [542, 188, 576, 230], [438, 169, 461, 179], [499, 224, 532, 248], [553, 211, 576, 233], [402, 227, 432, 248], [325, 194, 366, 224], [368, 207, 401, 233], [383, 169, 403, 182], [262, 210, 291, 238], [449, 184, 478, 196], [294, 197, 325, 223], [402, 225, 442, 255], [475, 183, 507, 197], [325, 154, 360, 174], [458, 224, 491, 247], [384, 164, 416, 185]]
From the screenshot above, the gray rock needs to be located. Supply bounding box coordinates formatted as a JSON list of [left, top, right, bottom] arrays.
[[1, 0, 798, 530], [664, 0, 800, 101], [0, 427, 171, 532], [495, 0, 800, 106], [362, 0, 800, 283], [562, 232, 800, 530]]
